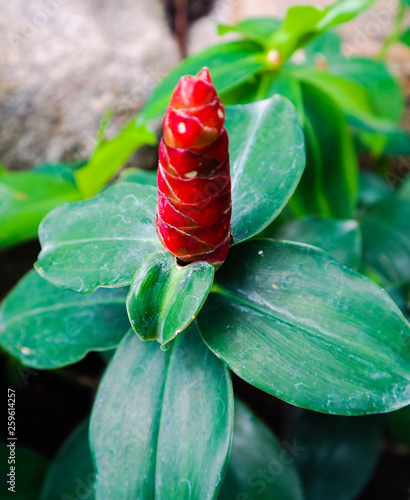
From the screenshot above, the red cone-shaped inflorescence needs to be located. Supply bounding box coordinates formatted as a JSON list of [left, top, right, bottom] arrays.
[[155, 67, 232, 266]]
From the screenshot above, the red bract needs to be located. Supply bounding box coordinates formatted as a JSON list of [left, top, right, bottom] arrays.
[[155, 67, 232, 266]]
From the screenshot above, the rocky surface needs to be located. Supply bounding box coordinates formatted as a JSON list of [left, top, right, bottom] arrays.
[[0, 0, 409, 168]]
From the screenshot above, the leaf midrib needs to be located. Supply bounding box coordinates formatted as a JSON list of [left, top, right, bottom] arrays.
[[210, 282, 410, 380]]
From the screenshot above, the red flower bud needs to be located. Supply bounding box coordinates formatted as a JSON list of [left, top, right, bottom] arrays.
[[155, 67, 232, 266]]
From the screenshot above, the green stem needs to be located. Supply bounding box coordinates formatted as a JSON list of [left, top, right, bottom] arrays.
[[378, 2, 406, 59], [255, 72, 275, 101]]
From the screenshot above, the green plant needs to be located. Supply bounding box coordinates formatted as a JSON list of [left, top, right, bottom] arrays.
[[1, 0, 410, 498], [0, 116, 156, 249]]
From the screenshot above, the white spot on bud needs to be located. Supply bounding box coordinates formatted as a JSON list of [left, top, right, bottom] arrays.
[[217, 108, 224, 119], [185, 171, 197, 179], [178, 122, 186, 134]]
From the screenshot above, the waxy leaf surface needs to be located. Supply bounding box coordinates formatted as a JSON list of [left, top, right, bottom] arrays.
[[198, 239, 410, 415], [0, 270, 129, 368], [291, 411, 382, 500], [127, 251, 214, 347], [270, 216, 361, 269], [91, 326, 233, 500], [361, 197, 410, 285], [226, 96, 305, 243], [41, 420, 95, 500], [36, 182, 161, 292], [220, 399, 305, 500]]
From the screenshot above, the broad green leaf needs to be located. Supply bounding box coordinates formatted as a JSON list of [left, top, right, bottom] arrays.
[[304, 31, 342, 65], [268, 216, 361, 269], [226, 96, 305, 244], [327, 58, 403, 123], [41, 420, 95, 500], [0, 170, 80, 248], [220, 399, 305, 500], [401, 28, 410, 47], [291, 411, 382, 500], [383, 128, 410, 155], [358, 171, 392, 206], [119, 167, 157, 186], [34, 161, 80, 183], [290, 67, 398, 134], [141, 41, 265, 122], [268, 0, 373, 58], [388, 282, 410, 322], [0, 270, 130, 368], [127, 251, 214, 347], [269, 6, 325, 57], [197, 239, 410, 415], [264, 73, 305, 124], [0, 443, 48, 500], [293, 82, 358, 218], [399, 176, 410, 199], [361, 197, 410, 285], [90, 325, 233, 499], [74, 121, 156, 198], [315, 0, 374, 31], [218, 18, 281, 46], [220, 76, 262, 106], [36, 182, 161, 292]]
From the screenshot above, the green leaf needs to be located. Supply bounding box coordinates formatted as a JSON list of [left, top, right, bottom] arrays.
[[268, 216, 362, 269], [0, 170, 80, 248], [358, 171, 392, 206], [197, 239, 410, 415], [291, 411, 382, 500], [383, 128, 410, 155], [119, 167, 157, 186], [304, 31, 342, 65], [0, 270, 130, 368], [388, 282, 410, 322], [220, 399, 305, 500], [141, 41, 265, 122], [327, 58, 403, 123], [401, 28, 410, 47], [361, 197, 410, 285], [127, 251, 214, 347], [90, 325, 233, 499], [0, 443, 48, 500], [289, 67, 398, 134], [293, 82, 358, 218], [268, 0, 373, 58], [264, 73, 304, 122], [315, 0, 374, 31], [218, 18, 281, 46], [41, 420, 94, 500], [34, 161, 80, 183], [226, 96, 305, 244], [74, 121, 156, 198], [399, 176, 410, 199], [36, 182, 161, 292]]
